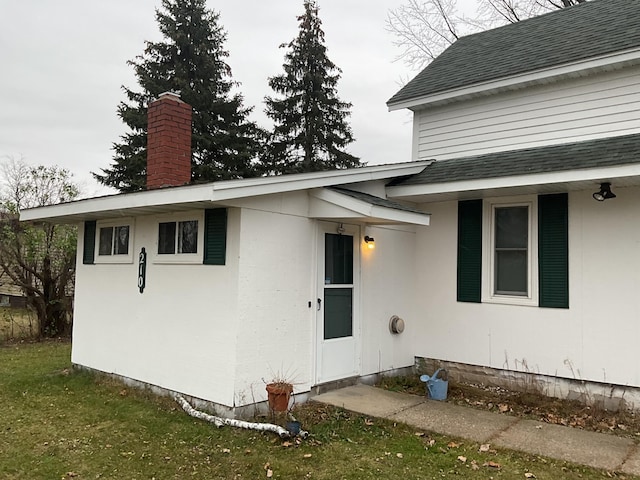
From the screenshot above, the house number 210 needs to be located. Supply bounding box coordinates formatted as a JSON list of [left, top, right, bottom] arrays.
[[138, 247, 147, 294]]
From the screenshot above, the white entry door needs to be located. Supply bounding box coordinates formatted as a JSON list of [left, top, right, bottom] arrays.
[[316, 223, 360, 384]]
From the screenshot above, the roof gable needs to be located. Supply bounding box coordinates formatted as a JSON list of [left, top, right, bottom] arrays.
[[388, 0, 640, 107]]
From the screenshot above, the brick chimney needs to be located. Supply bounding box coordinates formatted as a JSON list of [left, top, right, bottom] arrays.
[[146, 92, 192, 189]]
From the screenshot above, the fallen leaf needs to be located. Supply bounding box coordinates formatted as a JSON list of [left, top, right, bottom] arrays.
[[65, 473, 78, 478], [303, 453, 312, 458], [457, 455, 467, 463], [483, 461, 502, 469], [414, 432, 425, 437], [471, 460, 480, 471], [364, 418, 374, 426], [266, 469, 273, 478], [282, 441, 293, 448], [525, 473, 536, 478], [222, 448, 230, 454], [428, 439, 436, 447], [396, 453, 404, 458], [245, 449, 252, 455], [447, 441, 461, 448], [479, 443, 490, 452], [535, 425, 543, 430], [498, 404, 509, 413]]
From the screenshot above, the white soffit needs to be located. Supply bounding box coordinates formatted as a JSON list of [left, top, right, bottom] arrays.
[[20, 161, 431, 223], [309, 188, 430, 226]]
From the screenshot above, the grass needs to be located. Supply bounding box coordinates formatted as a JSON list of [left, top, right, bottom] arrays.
[[0, 343, 634, 480]]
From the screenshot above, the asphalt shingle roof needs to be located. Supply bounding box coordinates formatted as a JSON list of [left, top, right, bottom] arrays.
[[327, 186, 427, 214], [387, 0, 640, 106], [392, 133, 640, 186]]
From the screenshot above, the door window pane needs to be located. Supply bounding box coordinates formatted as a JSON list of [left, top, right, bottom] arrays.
[[324, 288, 353, 339], [325, 234, 353, 285], [158, 222, 176, 254]]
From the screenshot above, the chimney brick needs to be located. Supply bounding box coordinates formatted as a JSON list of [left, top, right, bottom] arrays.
[[146, 92, 192, 189]]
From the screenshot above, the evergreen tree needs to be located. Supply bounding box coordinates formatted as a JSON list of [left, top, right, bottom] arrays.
[[95, 0, 263, 192], [263, 0, 361, 175]]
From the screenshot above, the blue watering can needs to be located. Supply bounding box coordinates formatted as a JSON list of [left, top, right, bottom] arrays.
[[420, 368, 448, 401]]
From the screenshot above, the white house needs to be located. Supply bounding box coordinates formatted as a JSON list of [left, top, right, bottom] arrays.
[[22, 0, 640, 413]]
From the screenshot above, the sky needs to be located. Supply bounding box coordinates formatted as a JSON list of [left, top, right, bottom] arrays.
[[0, 0, 421, 197]]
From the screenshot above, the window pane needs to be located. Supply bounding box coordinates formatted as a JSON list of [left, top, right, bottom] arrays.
[[324, 288, 353, 339], [496, 207, 528, 248], [98, 227, 113, 256], [324, 234, 353, 285], [178, 220, 198, 254], [495, 250, 528, 295], [158, 222, 176, 254], [113, 226, 129, 255]]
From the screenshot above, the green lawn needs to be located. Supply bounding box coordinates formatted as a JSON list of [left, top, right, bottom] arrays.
[[0, 342, 630, 479]]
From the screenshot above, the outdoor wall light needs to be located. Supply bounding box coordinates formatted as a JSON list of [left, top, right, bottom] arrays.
[[593, 182, 616, 201], [364, 235, 375, 249]]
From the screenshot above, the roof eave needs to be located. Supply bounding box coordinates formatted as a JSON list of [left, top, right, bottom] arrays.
[[387, 48, 640, 112], [20, 161, 431, 223], [386, 163, 640, 203]]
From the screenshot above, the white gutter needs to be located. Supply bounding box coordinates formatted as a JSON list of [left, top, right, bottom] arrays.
[[20, 161, 430, 222], [388, 48, 640, 111]]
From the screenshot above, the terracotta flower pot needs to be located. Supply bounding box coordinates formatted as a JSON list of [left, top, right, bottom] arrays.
[[266, 382, 293, 412]]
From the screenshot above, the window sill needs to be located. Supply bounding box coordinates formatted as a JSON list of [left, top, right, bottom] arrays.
[[95, 255, 134, 265], [482, 294, 538, 307]]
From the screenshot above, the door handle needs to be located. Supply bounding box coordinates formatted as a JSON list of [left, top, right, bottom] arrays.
[[317, 298, 322, 311]]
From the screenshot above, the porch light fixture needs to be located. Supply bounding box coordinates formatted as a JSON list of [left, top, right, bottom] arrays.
[[593, 182, 616, 201], [364, 235, 375, 249]]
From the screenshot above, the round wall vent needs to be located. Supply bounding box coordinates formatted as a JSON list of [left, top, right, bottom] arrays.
[[389, 315, 405, 334]]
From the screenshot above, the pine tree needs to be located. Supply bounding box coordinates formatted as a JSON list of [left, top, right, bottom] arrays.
[[95, 0, 263, 192], [263, 0, 361, 175]]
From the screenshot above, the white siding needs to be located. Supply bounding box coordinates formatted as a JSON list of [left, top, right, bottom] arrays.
[[72, 209, 242, 407], [414, 66, 640, 160], [411, 187, 640, 387]]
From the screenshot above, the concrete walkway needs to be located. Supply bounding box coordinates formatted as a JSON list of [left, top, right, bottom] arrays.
[[313, 384, 640, 476]]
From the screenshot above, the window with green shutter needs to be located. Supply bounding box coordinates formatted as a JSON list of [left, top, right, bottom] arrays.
[[83, 220, 96, 265], [203, 208, 227, 265], [538, 193, 569, 308], [457, 200, 482, 303]]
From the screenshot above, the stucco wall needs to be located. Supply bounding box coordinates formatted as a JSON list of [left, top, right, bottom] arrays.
[[360, 225, 419, 376], [232, 197, 316, 406], [72, 208, 241, 407], [413, 186, 640, 387]]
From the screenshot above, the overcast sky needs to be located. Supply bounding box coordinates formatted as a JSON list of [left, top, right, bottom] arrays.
[[0, 0, 423, 197]]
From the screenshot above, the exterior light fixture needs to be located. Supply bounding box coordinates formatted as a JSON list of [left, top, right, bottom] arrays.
[[364, 235, 375, 249], [593, 182, 616, 201]]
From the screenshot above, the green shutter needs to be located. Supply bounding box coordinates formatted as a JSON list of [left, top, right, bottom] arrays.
[[83, 220, 96, 265], [457, 200, 483, 303], [203, 208, 227, 265], [538, 193, 569, 308]]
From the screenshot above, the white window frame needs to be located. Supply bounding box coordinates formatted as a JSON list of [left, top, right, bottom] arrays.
[[152, 210, 204, 265], [95, 218, 134, 264], [482, 196, 538, 307]]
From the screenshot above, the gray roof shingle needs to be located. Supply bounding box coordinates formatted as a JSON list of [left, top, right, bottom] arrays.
[[392, 133, 640, 186], [388, 0, 640, 106], [327, 186, 427, 214]]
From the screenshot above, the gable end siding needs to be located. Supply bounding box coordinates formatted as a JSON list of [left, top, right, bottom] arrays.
[[457, 199, 483, 303], [538, 193, 569, 309], [203, 208, 227, 265]]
